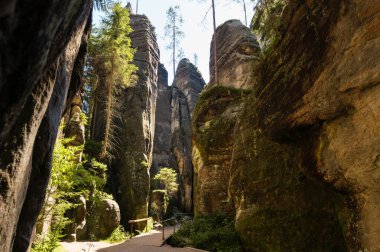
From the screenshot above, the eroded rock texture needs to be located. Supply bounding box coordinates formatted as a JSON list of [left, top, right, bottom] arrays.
[[151, 64, 175, 175], [152, 59, 205, 213], [209, 20, 260, 88], [111, 14, 159, 229], [255, 1, 380, 249], [0, 1, 92, 251], [192, 8, 380, 250]]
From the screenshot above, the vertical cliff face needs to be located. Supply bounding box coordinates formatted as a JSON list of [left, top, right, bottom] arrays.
[[255, 1, 380, 249], [112, 14, 159, 228], [209, 20, 260, 88], [152, 59, 204, 213], [193, 20, 259, 217], [172, 59, 205, 212], [0, 1, 92, 251], [151, 64, 175, 176], [192, 11, 377, 250]]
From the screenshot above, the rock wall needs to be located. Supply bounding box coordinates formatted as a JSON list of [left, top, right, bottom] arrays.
[[152, 59, 205, 213], [192, 8, 380, 250], [0, 1, 92, 251], [111, 14, 159, 229], [151, 64, 176, 175], [209, 20, 260, 88], [255, 1, 380, 249]]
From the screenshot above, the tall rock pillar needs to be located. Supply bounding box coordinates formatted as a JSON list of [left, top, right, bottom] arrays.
[[114, 14, 159, 229]]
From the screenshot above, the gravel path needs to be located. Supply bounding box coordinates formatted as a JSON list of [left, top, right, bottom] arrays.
[[60, 226, 207, 252]]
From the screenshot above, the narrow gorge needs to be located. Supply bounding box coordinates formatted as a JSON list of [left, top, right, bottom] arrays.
[[0, 1, 379, 251]]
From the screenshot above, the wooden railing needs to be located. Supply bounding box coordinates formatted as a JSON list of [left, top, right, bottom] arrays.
[[128, 217, 149, 237]]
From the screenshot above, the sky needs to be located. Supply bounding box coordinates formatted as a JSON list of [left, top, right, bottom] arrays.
[[94, 0, 255, 85]]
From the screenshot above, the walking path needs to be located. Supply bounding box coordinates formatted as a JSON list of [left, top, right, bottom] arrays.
[[60, 226, 207, 252]]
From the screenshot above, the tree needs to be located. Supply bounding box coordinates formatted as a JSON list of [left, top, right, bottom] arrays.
[[193, 53, 198, 66], [164, 6, 185, 78], [251, 0, 286, 50], [233, 0, 248, 26], [153, 168, 179, 197], [197, 0, 218, 83], [88, 3, 137, 160]]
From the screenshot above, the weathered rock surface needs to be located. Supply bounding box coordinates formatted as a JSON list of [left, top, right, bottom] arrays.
[[254, 1, 380, 250], [209, 20, 260, 88], [173, 59, 205, 113], [152, 59, 205, 213], [111, 14, 159, 230], [0, 1, 92, 251], [151, 64, 176, 176], [87, 199, 121, 240], [192, 12, 380, 250]]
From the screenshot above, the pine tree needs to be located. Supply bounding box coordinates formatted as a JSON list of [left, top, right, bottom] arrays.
[[164, 6, 185, 78], [88, 3, 137, 160]]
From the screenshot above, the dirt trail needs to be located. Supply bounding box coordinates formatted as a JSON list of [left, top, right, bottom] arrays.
[[61, 226, 207, 252]]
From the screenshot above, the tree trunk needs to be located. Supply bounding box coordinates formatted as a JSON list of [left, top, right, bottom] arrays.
[[211, 0, 218, 84], [173, 15, 176, 78]]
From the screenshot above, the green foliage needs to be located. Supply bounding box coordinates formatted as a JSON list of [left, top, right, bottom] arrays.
[[251, 0, 286, 51], [164, 5, 185, 76], [33, 125, 110, 249], [153, 168, 179, 197], [90, 2, 137, 87], [151, 190, 169, 221], [31, 205, 70, 252], [105, 225, 131, 243], [88, 2, 137, 159], [169, 214, 242, 252]]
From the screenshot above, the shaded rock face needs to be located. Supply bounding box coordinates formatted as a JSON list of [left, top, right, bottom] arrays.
[[192, 9, 380, 250], [111, 14, 159, 230], [0, 1, 92, 251], [255, 1, 380, 249], [209, 20, 260, 88], [173, 59, 205, 113], [87, 199, 120, 240], [151, 64, 176, 175], [152, 59, 205, 213]]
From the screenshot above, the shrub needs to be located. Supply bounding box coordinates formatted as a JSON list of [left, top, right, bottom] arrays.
[[168, 213, 243, 252], [105, 225, 131, 243]]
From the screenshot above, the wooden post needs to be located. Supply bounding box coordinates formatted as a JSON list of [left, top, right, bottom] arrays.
[[130, 223, 133, 237], [162, 224, 165, 240]]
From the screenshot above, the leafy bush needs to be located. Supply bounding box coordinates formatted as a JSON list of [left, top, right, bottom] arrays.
[[153, 167, 178, 197], [168, 214, 242, 252], [105, 225, 131, 243]]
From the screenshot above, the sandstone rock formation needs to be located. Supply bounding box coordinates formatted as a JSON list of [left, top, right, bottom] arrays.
[[151, 64, 176, 175], [0, 1, 92, 251], [192, 9, 380, 250], [173, 59, 205, 113], [87, 199, 121, 240], [152, 59, 205, 213], [254, 1, 380, 249], [111, 14, 159, 229], [209, 20, 260, 88]]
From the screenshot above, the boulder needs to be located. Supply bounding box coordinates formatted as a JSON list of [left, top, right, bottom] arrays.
[[87, 199, 120, 240]]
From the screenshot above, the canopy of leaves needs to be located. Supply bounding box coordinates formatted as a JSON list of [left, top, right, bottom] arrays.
[[153, 167, 179, 197]]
